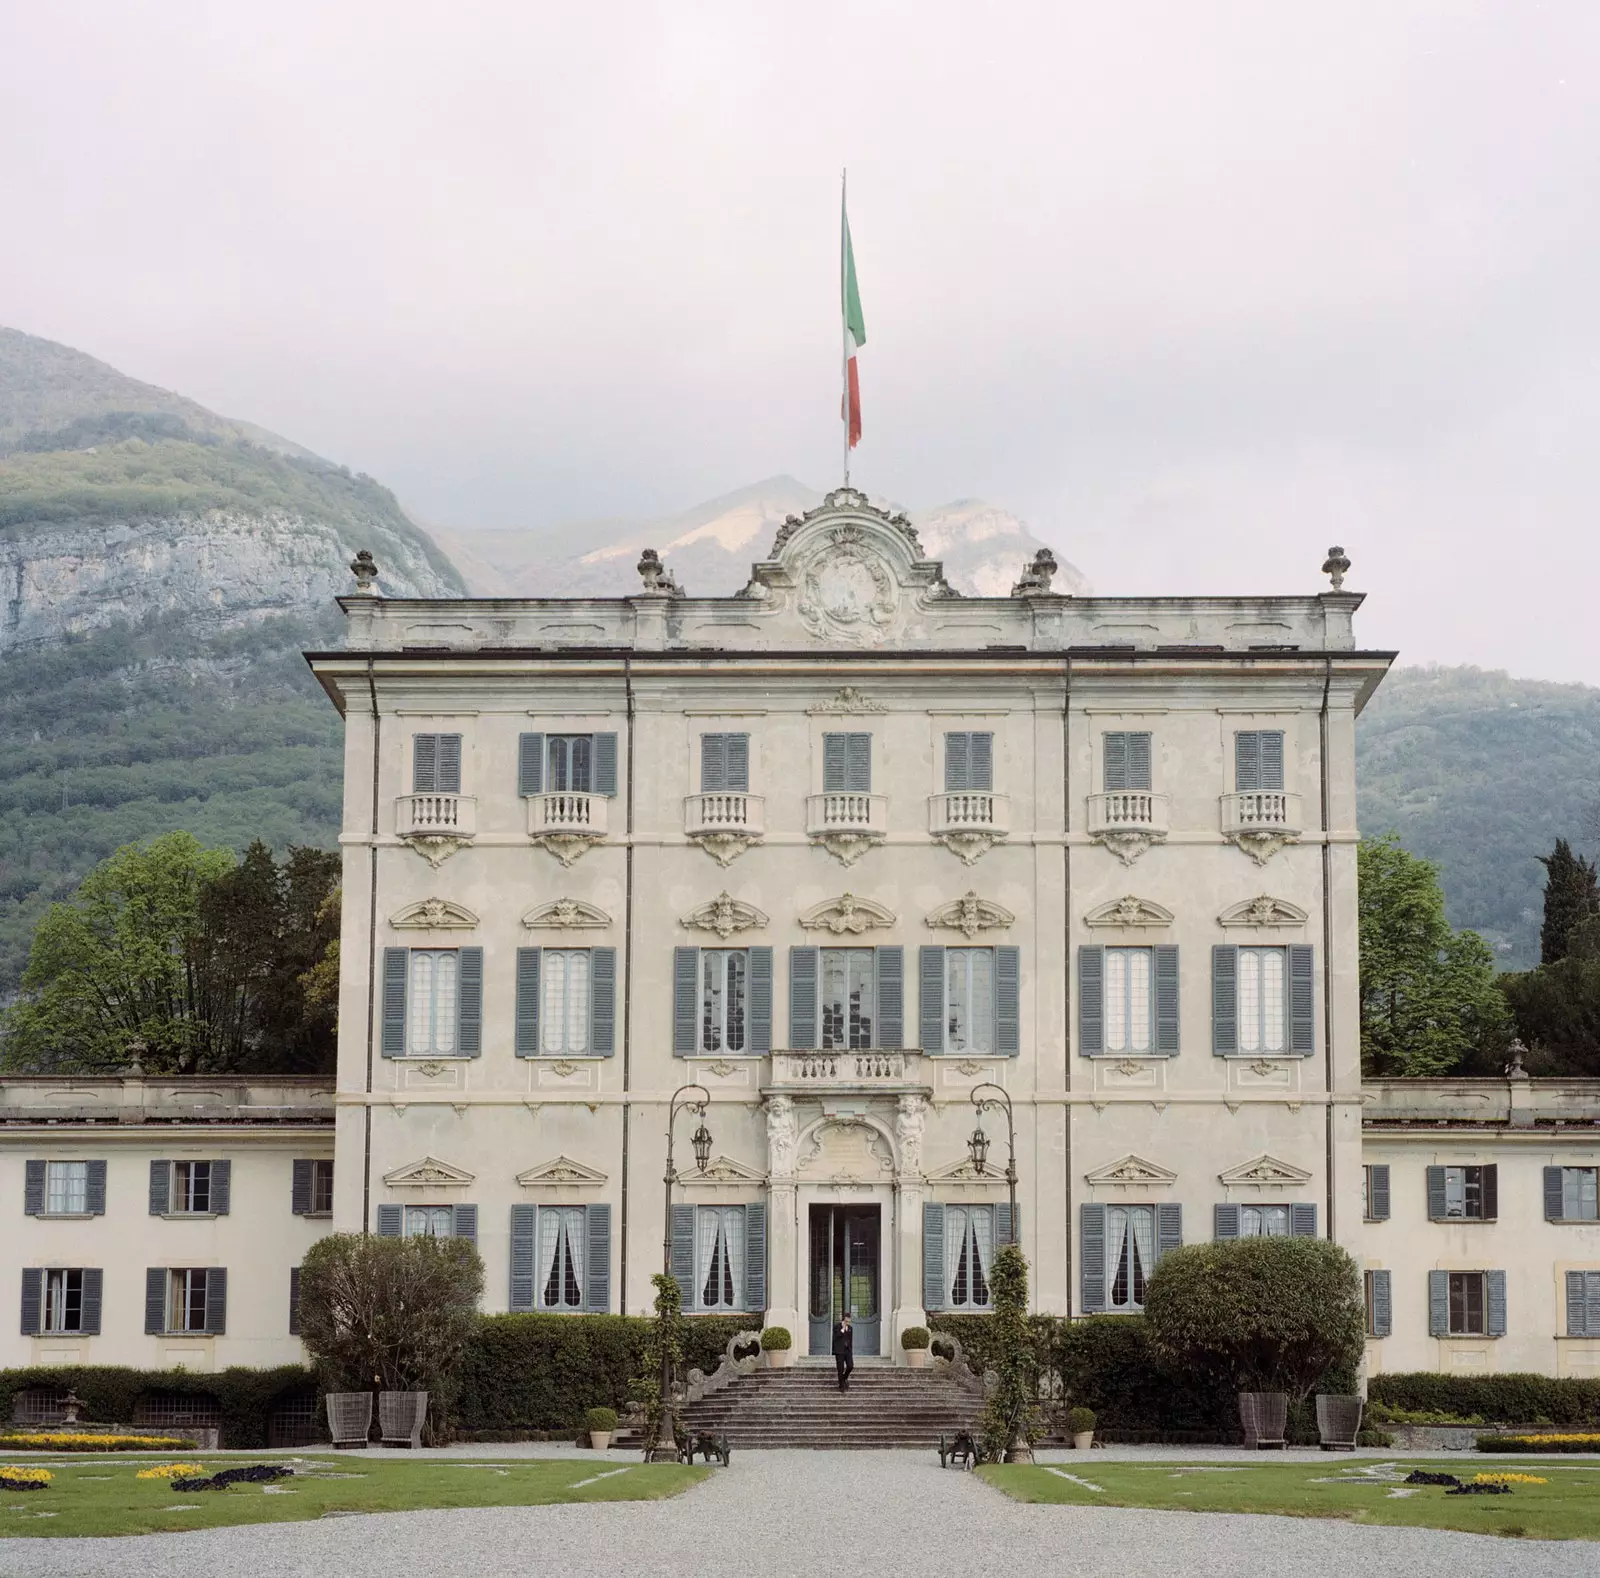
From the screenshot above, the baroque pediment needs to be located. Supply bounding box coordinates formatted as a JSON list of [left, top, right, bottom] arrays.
[[681, 1154, 768, 1185], [799, 893, 896, 934], [1218, 895, 1309, 928], [1218, 1154, 1312, 1188], [515, 1155, 608, 1188], [926, 1155, 1006, 1183], [925, 892, 1016, 939], [384, 1155, 475, 1188], [681, 892, 769, 939], [522, 898, 612, 929], [390, 897, 479, 929], [1084, 1154, 1178, 1189], [1084, 895, 1173, 929]]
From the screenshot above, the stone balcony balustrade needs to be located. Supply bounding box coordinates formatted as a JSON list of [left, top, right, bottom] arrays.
[[766, 1050, 928, 1094], [805, 791, 890, 867], [396, 793, 477, 865], [684, 791, 766, 865], [927, 790, 1011, 864], [526, 791, 608, 866], [1219, 790, 1303, 866], [1085, 790, 1169, 866]]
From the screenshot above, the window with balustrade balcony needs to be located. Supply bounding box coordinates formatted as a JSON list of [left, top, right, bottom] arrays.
[[519, 730, 616, 846], [807, 734, 887, 861], [1221, 729, 1302, 861], [686, 733, 764, 857], [1086, 730, 1168, 864], [398, 732, 476, 843], [930, 731, 1009, 861]]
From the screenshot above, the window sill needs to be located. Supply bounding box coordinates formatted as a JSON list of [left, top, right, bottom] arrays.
[[1215, 1052, 1309, 1060], [160, 1331, 216, 1340], [35, 1212, 97, 1221], [300, 1211, 334, 1220], [1427, 1217, 1498, 1225], [1080, 1051, 1175, 1060], [159, 1212, 220, 1221]]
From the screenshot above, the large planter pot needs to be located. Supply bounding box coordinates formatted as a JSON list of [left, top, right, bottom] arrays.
[[589, 1431, 612, 1451], [903, 1347, 927, 1370], [378, 1390, 428, 1449], [1315, 1393, 1364, 1452], [765, 1347, 795, 1370], [326, 1392, 373, 1449], [1073, 1430, 1094, 1451], [1238, 1391, 1288, 1449]]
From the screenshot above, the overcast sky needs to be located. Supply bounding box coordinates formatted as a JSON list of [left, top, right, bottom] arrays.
[[3, 2, 1598, 680]]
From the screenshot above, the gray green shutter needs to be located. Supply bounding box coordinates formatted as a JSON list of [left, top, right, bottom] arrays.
[[1566, 1271, 1588, 1337], [1545, 1166, 1566, 1222], [1486, 1270, 1507, 1337], [919, 946, 946, 1052], [945, 732, 970, 791], [518, 732, 544, 795], [1214, 1204, 1241, 1239], [1080, 1204, 1107, 1313], [922, 1202, 945, 1312], [510, 1205, 537, 1311], [670, 1204, 696, 1302], [726, 733, 750, 792], [1288, 945, 1315, 1053], [1155, 1203, 1182, 1261], [590, 947, 617, 1056], [204, 1268, 228, 1335], [452, 1204, 477, 1243], [1235, 731, 1260, 793], [701, 734, 728, 791], [995, 1203, 1019, 1246], [1588, 1273, 1600, 1337], [456, 947, 484, 1056], [80, 1268, 102, 1336], [1126, 732, 1151, 791], [435, 734, 461, 793], [292, 1159, 313, 1215], [1428, 1269, 1449, 1336], [19, 1269, 42, 1336], [85, 1160, 107, 1216], [996, 946, 1020, 1056], [377, 1204, 402, 1236], [1426, 1166, 1447, 1221], [1212, 946, 1238, 1054], [789, 947, 818, 1047], [1103, 732, 1129, 791], [593, 732, 618, 796], [381, 948, 408, 1056], [876, 947, 904, 1049], [1368, 1164, 1390, 1221], [673, 947, 700, 1055], [1482, 1165, 1498, 1221], [149, 1160, 171, 1216], [744, 1201, 767, 1310], [210, 1159, 231, 1215], [413, 733, 438, 792], [1154, 945, 1179, 1054], [749, 947, 773, 1053], [289, 1267, 301, 1337], [23, 1160, 44, 1216], [1291, 1202, 1318, 1237], [145, 1268, 167, 1334], [585, 1203, 611, 1312], [1370, 1270, 1392, 1338], [1079, 946, 1104, 1055], [823, 732, 847, 790], [970, 732, 993, 791], [846, 733, 871, 791], [1259, 730, 1284, 790], [515, 948, 541, 1057]]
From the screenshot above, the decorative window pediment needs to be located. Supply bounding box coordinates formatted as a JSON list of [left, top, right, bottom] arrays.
[[1217, 895, 1309, 928], [925, 892, 1016, 939], [807, 686, 886, 715], [391, 898, 479, 930], [681, 893, 770, 939], [681, 1154, 767, 1185], [383, 1155, 475, 1189], [522, 898, 612, 930], [1083, 895, 1174, 929], [1084, 1154, 1178, 1189], [925, 1155, 1007, 1183], [515, 1156, 608, 1188], [1218, 1154, 1312, 1188], [799, 893, 897, 934]]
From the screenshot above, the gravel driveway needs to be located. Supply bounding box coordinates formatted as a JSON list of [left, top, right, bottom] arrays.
[[2, 1449, 1592, 1578]]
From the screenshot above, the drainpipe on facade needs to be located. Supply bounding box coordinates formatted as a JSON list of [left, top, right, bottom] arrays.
[[1319, 656, 1335, 1242], [362, 656, 380, 1237], [620, 657, 635, 1314]]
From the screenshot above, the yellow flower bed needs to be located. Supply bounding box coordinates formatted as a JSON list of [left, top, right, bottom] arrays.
[[135, 1462, 209, 1480], [1478, 1431, 1600, 1453], [0, 1467, 52, 1484], [0, 1433, 195, 1452], [1473, 1472, 1548, 1485]]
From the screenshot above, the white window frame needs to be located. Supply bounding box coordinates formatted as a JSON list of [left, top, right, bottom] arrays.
[[546, 734, 594, 793], [43, 1269, 85, 1334], [172, 1161, 212, 1215], [541, 949, 593, 1055], [945, 1204, 996, 1311], [1103, 947, 1154, 1054], [699, 949, 748, 1055], [1563, 1167, 1599, 1222], [403, 1204, 455, 1238], [539, 1205, 587, 1312], [820, 948, 875, 1051], [45, 1161, 89, 1216], [169, 1268, 211, 1333], [1106, 1204, 1157, 1313], [694, 1205, 747, 1312], [311, 1160, 335, 1215], [1239, 1205, 1290, 1238], [407, 948, 460, 1056], [1237, 946, 1287, 1054], [944, 948, 996, 1055], [1444, 1166, 1486, 1221], [1448, 1270, 1487, 1336]]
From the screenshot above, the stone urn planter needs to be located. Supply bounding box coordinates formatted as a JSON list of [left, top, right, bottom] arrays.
[[1067, 1407, 1097, 1451], [586, 1408, 618, 1451], [900, 1325, 930, 1370], [1238, 1391, 1288, 1449], [1315, 1393, 1364, 1451], [326, 1391, 373, 1449], [761, 1326, 794, 1369], [905, 1347, 927, 1370], [378, 1390, 428, 1449]]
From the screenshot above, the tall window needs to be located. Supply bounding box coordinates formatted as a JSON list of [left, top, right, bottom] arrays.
[[1103, 732, 1152, 791], [821, 949, 875, 1050], [1104, 948, 1153, 1054], [1107, 1205, 1155, 1312], [1448, 1271, 1486, 1336], [701, 734, 750, 793], [1444, 1167, 1489, 1220], [311, 1160, 335, 1215], [412, 733, 462, 794], [1234, 730, 1285, 792], [944, 732, 994, 792], [546, 735, 593, 793], [1563, 1167, 1600, 1221], [45, 1162, 88, 1215], [700, 950, 748, 1054], [403, 1205, 455, 1238], [822, 733, 872, 793], [539, 1206, 586, 1311], [1237, 947, 1286, 1053], [542, 950, 592, 1055], [173, 1162, 212, 1214], [946, 1205, 994, 1310], [169, 1269, 213, 1333], [696, 1206, 746, 1311], [408, 950, 459, 1055], [1240, 1205, 1290, 1237], [944, 949, 995, 1054], [43, 1269, 84, 1334]]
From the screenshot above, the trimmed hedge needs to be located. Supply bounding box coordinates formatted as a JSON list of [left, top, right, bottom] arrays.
[[1369, 1373, 1600, 1428], [1478, 1433, 1600, 1453]]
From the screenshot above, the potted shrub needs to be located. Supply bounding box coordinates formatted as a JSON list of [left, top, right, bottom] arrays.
[[1067, 1406, 1096, 1451], [586, 1407, 619, 1451], [900, 1326, 931, 1369], [761, 1326, 794, 1370]]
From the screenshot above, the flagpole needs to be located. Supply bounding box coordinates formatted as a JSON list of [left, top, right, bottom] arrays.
[[841, 166, 850, 488]]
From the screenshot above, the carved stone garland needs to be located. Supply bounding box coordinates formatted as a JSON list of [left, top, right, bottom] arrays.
[[681, 892, 769, 940]]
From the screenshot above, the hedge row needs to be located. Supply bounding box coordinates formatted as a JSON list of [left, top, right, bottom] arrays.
[[1478, 1433, 1600, 1453], [1369, 1373, 1600, 1428]]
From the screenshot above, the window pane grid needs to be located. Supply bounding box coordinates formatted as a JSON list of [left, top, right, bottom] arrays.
[[821, 949, 874, 1050], [312, 1161, 335, 1214], [1238, 948, 1285, 1053], [1449, 1272, 1485, 1335], [701, 951, 748, 1054], [408, 950, 459, 1055], [1104, 949, 1152, 1053], [1563, 1168, 1599, 1220], [46, 1162, 88, 1215], [945, 949, 994, 1054], [44, 1270, 83, 1333], [404, 1205, 454, 1238], [1107, 1206, 1155, 1311], [540, 1207, 585, 1310], [542, 951, 591, 1055], [1240, 1206, 1289, 1237]]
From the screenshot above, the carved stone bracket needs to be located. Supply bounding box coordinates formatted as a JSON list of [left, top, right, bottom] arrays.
[[406, 834, 467, 869], [934, 829, 1002, 866], [529, 832, 601, 867], [925, 891, 1017, 940], [1091, 828, 1164, 867], [1227, 831, 1294, 866], [800, 892, 897, 934], [1217, 894, 1309, 927], [681, 892, 770, 940], [691, 830, 761, 867], [815, 830, 883, 867], [522, 898, 612, 929]]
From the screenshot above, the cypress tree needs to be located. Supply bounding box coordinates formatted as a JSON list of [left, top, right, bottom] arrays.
[[1537, 839, 1600, 965]]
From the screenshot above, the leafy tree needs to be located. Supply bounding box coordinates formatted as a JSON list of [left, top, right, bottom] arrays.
[[979, 1243, 1045, 1462], [1537, 838, 1600, 965], [1142, 1238, 1366, 1403], [1500, 958, 1600, 1075], [1359, 833, 1510, 1075]]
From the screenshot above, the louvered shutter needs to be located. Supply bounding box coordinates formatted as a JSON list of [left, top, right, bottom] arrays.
[[995, 1203, 1019, 1246], [1370, 1270, 1392, 1338], [670, 1204, 696, 1303], [1235, 732, 1260, 793], [1566, 1270, 1588, 1337], [876, 947, 904, 1049], [727, 733, 750, 791], [86, 1160, 106, 1216], [80, 1268, 102, 1336], [919, 947, 946, 1053], [673, 947, 700, 1056], [1154, 945, 1179, 1054], [456, 947, 484, 1056], [846, 733, 872, 792], [1155, 1203, 1183, 1262], [1481, 1165, 1498, 1221], [1078, 946, 1105, 1055], [995, 946, 1020, 1056], [376, 1204, 402, 1236], [1368, 1165, 1390, 1221], [922, 1202, 945, 1312], [1103, 732, 1129, 791], [1288, 945, 1315, 1053], [381, 948, 408, 1056], [945, 732, 971, 791], [518, 732, 544, 795], [515, 948, 542, 1057], [19, 1269, 42, 1336], [1212, 946, 1238, 1054], [1426, 1166, 1447, 1221], [1428, 1269, 1449, 1336], [593, 732, 618, 796], [1259, 730, 1284, 790], [701, 733, 728, 792], [590, 947, 617, 1056], [789, 947, 818, 1047], [210, 1159, 231, 1215], [145, 1268, 167, 1334], [452, 1204, 478, 1243], [1214, 1204, 1241, 1239], [204, 1268, 228, 1335], [744, 1201, 767, 1311], [289, 1267, 302, 1337], [413, 733, 438, 793], [437, 734, 463, 793], [1486, 1269, 1507, 1337], [970, 732, 994, 791], [749, 947, 773, 1053], [822, 733, 848, 791], [1545, 1166, 1566, 1222], [1079, 1204, 1107, 1313], [149, 1160, 171, 1216], [586, 1204, 612, 1312], [1291, 1203, 1318, 1238], [292, 1159, 313, 1215], [510, 1205, 537, 1311], [1587, 1273, 1600, 1339], [23, 1160, 44, 1216], [1126, 732, 1152, 791]]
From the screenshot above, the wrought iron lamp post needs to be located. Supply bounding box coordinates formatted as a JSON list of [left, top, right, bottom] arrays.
[[651, 1083, 711, 1460], [969, 1082, 1017, 1242]]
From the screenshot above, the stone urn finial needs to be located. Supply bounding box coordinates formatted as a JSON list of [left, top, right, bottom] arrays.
[[1321, 546, 1350, 591], [350, 550, 379, 594], [1011, 548, 1058, 596], [60, 1390, 85, 1426], [1506, 1038, 1529, 1080]]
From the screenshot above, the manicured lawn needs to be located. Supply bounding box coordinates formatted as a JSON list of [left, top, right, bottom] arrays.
[[977, 1459, 1600, 1541], [0, 1453, 710, 1538]]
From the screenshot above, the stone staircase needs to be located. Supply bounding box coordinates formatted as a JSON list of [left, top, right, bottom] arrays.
[[677, 1362, 983, 1450]]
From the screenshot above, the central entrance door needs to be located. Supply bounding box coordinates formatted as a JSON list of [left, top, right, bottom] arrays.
[[808, 1204, 881, 1357]]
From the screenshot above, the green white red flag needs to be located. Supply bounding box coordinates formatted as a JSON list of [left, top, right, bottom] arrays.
[[842, 193, 865, 451]]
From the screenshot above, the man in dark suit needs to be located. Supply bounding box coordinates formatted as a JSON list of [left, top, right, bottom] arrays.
[[832, 1312, 854, 1391]]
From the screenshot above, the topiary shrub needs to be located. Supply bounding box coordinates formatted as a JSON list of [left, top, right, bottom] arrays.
[[584, 1407, 619, 1433], [899, 1326, 930, 1350], [1066, 1406, 1096, 1435], [760, 1326, 792, 1351]]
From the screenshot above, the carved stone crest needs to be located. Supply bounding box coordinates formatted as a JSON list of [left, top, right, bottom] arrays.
[[925, 891, 1016, 939], [807, 686, 886, 715], [1084, 895, 1175, 929], [796, 527, 899, 647], [1218, 894, 1309, 928], [681, 892, 769, 940], [522, 898, 612, 929], [391, 897, 479, 929], [799, 892, 896, 934]]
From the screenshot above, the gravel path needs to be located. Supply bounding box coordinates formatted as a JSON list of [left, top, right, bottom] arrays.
[[2, 1450, 1592, 1578]]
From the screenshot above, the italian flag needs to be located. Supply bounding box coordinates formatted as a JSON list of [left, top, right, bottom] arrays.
[[842, 196, 866, 449]]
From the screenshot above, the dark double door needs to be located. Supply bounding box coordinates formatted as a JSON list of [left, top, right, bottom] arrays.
[[808, 1204, 880, 1357]]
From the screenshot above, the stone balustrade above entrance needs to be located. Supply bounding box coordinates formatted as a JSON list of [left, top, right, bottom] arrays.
[[767, 1050, 928, 1094]]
